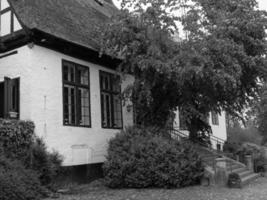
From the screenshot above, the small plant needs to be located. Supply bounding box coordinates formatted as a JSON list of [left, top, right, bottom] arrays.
[[103, 126, 204, 188], [228, 173, 241, 188]]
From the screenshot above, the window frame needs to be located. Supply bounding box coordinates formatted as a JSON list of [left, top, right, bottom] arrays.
[[62, 59, 91, 128], [99, 70, 123, 129], [211, 111, 219, 126]]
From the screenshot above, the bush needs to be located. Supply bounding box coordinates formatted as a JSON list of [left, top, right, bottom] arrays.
[[228, 173, 241, 188], [0, 155, 47, 200], [0, 119, 63, 186], [27, 138, 63, 186], [103, 126, 204, 188], [0, 119, 35, 161], [227, 126, 262, 145]]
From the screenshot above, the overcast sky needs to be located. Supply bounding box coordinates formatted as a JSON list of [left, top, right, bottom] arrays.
[[258, 0, 267, 10], [113, 0, 267, 10]]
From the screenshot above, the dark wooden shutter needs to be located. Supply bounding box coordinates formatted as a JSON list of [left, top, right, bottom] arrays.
[[4, 77, 20, 119]]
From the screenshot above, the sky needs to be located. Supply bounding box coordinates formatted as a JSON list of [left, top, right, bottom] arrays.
[[258, 0, 267, 10], [113, 0, 267, 10]]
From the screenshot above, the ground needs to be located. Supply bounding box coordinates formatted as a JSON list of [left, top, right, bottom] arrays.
[[46, 177, 267, 200]]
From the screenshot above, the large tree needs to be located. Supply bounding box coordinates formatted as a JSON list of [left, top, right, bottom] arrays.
[[100, 0, 267, 140]]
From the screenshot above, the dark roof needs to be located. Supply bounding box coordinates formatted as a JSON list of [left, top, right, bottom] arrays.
[[8, 0, 118, 51]]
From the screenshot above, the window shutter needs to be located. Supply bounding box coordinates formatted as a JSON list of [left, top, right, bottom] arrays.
[[4, 77, 19, 119]]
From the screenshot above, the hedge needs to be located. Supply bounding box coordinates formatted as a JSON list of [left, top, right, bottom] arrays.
[[103, 126, 204, 188]]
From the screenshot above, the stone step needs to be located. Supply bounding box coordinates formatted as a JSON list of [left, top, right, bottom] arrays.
[[194, 145, 259, 187], [241, 173, 260, 186], [238, 170, 254, 178]]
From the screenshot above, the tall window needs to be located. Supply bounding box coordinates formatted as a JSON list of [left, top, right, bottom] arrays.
[[100, 71, 122, 129], [0, 0, 22, 37], [211, 111, 219, 125], [62, 60, 91, 127]]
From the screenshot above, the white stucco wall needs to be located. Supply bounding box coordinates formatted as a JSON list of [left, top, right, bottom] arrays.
[[0, 46, 32, 120], [0, 45, 134, 166], [209, 111, 227, 141]]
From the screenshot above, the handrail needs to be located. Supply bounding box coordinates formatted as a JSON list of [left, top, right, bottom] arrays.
[[169, 127, 247, 172], [171, 127, 226, 149]]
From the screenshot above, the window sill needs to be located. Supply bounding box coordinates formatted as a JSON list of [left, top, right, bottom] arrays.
[[63, 124, 91, 128], [101, 126, 123, 130]]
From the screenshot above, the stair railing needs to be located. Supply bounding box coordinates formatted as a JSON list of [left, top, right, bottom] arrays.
[[168, 127, 245, 172]]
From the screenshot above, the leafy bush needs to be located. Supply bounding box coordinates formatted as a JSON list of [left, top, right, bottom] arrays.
[[0, 119, 63, 186], [0, 155, 47, 200], [0, 119, 35, 160], [27, 138, 63, 186], [227, 126, 262, 145], [253, 148, 267, 174], [228, 173, 241, 188], [103, 126, 204, 188]]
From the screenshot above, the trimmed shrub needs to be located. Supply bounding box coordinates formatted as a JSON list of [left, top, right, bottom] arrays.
[[103, 126, 204, 188], [0, 155, 47, 200]]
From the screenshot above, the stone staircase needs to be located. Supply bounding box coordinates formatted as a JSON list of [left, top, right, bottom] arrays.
[[170, 128, 260, 187], [197, 145, 260, 187]]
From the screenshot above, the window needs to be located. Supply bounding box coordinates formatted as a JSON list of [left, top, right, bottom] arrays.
[[0, 0, 22, 37], [0, 77, 20, 119], [100, 71, 122, 129], [62, 60, 91, 127], [211, 111, 219, 125]]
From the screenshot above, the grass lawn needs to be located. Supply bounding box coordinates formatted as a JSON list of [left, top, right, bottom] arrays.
[[46, 177, 267, 200]]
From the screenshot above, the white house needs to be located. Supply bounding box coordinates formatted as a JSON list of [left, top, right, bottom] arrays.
[[0, 0, 227, 167], [0, 0, 134, 166]]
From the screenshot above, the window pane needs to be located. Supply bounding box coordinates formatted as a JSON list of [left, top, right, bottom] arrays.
[[1, 0, 9, 11], [13, 14, 22, 32], [77, 66, 89, 85], [100, 73, 111, 91], [63, 62, 75, 83], [113, 95, 122, 128], [112, 76, 121, 93], [1, 10, 11, 36], [77, 88, 90, 126], [211, 112, 219, 125], [101, 93, 112, 128], [63, 85, 76, 125]]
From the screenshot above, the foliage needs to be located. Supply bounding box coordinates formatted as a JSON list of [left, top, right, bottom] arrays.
[[0, 155, 47, 200], [223, 141, 265, 167], [0, 119, 35, 161], [256, 84, 267, 144], [0, 119, 63, 186], [100, 0, 267, 140], [103, 126, 204, 188], [254, 153, 267, 173], [227, 125, 262, 145], [228, 173, 241, 188], [27, 138, 63, 186]]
